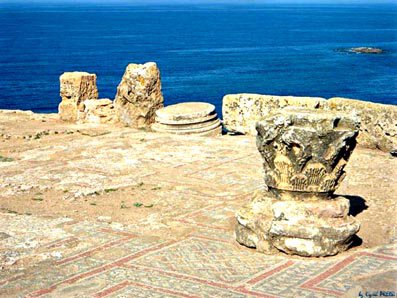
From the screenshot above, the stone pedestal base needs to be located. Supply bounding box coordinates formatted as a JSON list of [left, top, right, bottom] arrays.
[[152, 102, 222, 136], [235, 192, 360, 257]]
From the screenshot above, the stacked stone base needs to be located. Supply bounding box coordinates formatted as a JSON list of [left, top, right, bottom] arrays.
[[236, 192, 360, 257], [152, 102, 222, 136], [152, 120, 222, 136]]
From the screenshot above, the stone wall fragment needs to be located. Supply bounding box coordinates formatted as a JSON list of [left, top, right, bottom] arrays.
[[114, 62, 164, 128], [222, 93, 397, 152], [59, 72, 98, 122], [327, 97, 397, 152], [222, 94, 326, 135]]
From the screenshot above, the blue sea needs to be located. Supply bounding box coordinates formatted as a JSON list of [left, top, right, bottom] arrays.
[[0, 2, 396, 114]]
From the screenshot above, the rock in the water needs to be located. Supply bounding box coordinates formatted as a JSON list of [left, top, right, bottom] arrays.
[[58, 72, 98, 122], [114, 62, 164, 128], [235, 108, 361, 257], [349, 47, 383, 54], [80, 99, 117, 124], [152, 102, 222, 136]]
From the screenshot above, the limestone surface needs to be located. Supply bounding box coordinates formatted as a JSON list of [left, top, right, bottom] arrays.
[[236, 108, 361, 257], [222, 93, 397, 153], [327, 97, 397, 152], [58, 72, 98, 122], [79, 98, 117, 124], [222, 94, 327, 135], [114, 62, 164, 128]]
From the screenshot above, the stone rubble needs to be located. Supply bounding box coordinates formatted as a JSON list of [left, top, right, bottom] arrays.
[[79, 98, 117, 124], [55, 67, 396, 153]]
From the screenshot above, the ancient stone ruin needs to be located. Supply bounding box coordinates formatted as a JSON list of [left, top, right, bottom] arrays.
[[57, 64, 223, 137], [80, 98, 117, 124], [152, 102, 222, 136], [236, 108, 361, 257], [58, 72, 98, 122], [223, 93, 397, 152], [58, 62, 164, 128], [114, 62, 164, 128]]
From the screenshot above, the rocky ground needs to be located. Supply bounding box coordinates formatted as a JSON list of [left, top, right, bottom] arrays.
[[0, 110, 396, 297]]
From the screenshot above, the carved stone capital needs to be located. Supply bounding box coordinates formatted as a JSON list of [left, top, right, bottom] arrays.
[[236, 108, 361, 257], [256, 108, 359, 195]]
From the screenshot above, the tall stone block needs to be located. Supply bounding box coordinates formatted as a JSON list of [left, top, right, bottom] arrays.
[[114, 62, 164, 128], [59, 72, 98, 122], [236, 108, 361, 257]]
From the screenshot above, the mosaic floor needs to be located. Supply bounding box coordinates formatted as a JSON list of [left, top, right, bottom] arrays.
[[0, 213, 396, 298], [0, 112, 396, 297]]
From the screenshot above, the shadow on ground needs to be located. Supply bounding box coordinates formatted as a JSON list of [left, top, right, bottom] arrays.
[[345, 195, 368, 216]]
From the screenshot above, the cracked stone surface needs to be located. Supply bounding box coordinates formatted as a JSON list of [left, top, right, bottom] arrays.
[[114, 62, 164, 128]]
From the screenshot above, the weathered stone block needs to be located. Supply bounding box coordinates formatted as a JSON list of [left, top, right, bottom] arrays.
[[236, 192, 360, 257], [327, 97, 397, 152], [114, 62, 164, 128], [58, 72, 98, 122], [222, 94, 326, 135], [80, 99, 117, 124], [222, 93, 397, 153]]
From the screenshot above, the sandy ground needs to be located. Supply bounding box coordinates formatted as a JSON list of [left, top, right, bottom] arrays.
[[0, 112, 397, 247], [0, 110, 396, 297], [0, 110, 396, 248]]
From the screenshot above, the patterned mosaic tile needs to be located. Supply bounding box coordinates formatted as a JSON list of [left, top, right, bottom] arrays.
[[50, 266, 249, 298], [315, 254, 397, 293], [251, 260, 337, 296], [132, 237, 283, 285], [2, 257, 106, 297]]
